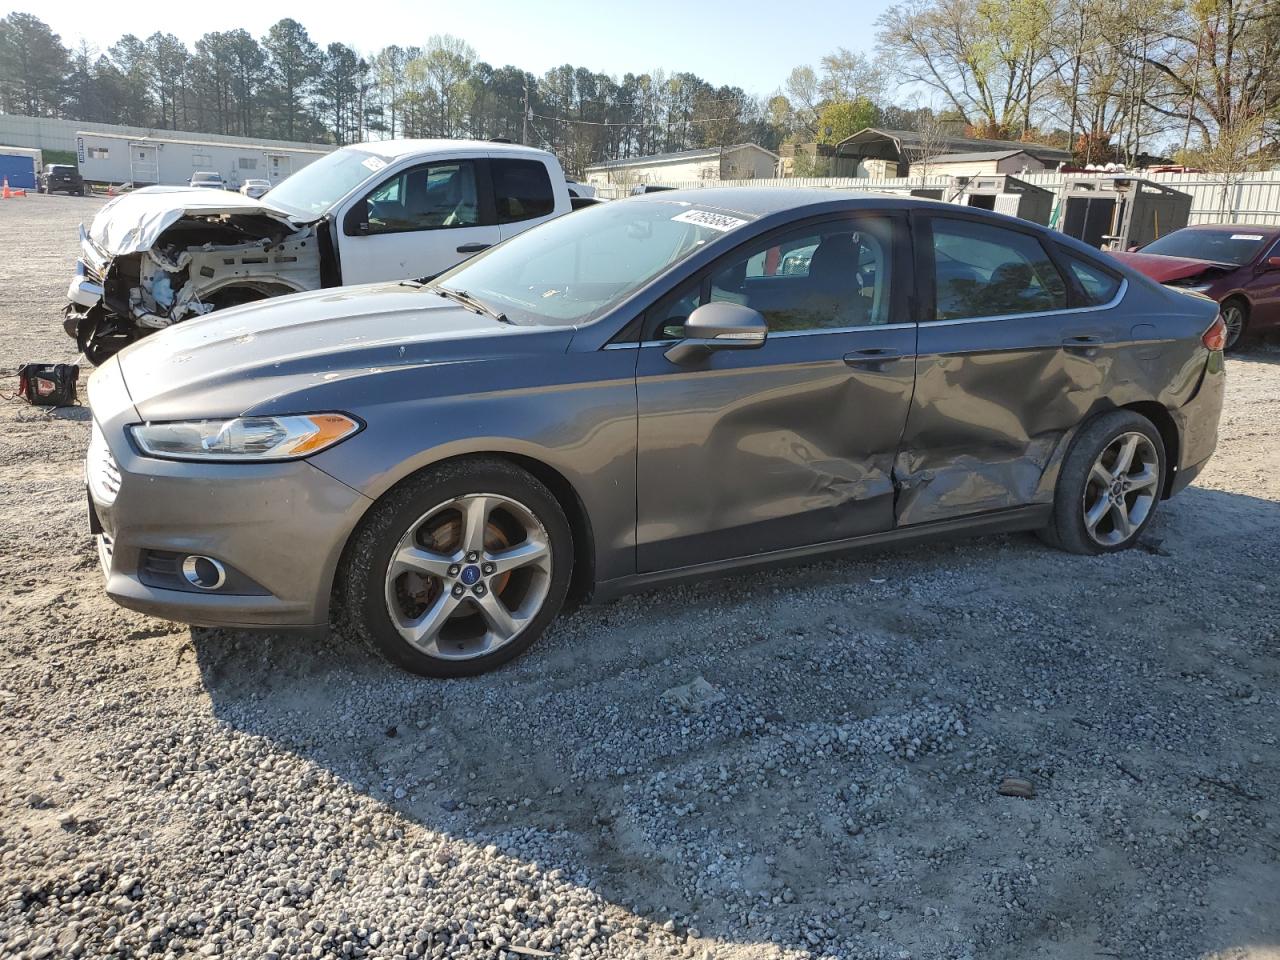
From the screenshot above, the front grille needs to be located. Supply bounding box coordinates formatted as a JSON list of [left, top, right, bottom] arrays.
[[87, 422, 121, 504]]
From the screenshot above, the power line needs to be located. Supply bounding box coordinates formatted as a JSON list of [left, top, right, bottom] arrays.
[[528, 112, 737, 127]]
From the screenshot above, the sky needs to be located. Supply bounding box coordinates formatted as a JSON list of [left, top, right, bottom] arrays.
[[5, 0, 897, 98]]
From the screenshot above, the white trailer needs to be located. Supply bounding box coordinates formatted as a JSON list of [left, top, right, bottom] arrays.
[[75, 132, 332, 189]]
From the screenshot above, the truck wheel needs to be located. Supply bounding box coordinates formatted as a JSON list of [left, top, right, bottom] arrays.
[[76, 312, 138, 366]]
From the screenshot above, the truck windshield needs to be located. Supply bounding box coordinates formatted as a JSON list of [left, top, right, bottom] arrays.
[[431, 200, 755, 325], [262, 149, 385, 219]]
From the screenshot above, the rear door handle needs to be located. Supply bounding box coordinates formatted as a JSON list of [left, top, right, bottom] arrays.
[[1062, 335, 1104, 355], [456, 243, 491, 254], [844, 348, 902, 367]]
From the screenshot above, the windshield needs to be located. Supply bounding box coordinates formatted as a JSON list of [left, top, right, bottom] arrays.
[[431, 200, 755, 325], [263, 148, 385, 218], [1141, 229, 1270, 266]]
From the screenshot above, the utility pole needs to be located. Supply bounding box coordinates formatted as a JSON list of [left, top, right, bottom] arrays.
[[522, 76, 530, 145]]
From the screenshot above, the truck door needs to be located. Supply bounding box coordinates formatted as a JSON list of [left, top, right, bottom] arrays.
[[336, 156, 502, 284], [490, 157, 560, 241]]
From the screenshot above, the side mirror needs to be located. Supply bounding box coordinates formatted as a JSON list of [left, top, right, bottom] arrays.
[[1127, 243, 1143, 252], [344, 204, 370, 236], [664, 302, 767, 365], [1264, 256, 1280, 270]]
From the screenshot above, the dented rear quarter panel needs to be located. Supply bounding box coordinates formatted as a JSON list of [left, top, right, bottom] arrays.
[[896, 269, 1219, 526]]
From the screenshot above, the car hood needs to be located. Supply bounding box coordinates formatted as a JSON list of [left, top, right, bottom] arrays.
[[1110, 251, 1235, 283], [87, 185, 304, 256], [114, 282, 565, 420]]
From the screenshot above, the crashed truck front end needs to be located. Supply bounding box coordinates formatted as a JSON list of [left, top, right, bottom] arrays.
[[65, 188, 323, 362]]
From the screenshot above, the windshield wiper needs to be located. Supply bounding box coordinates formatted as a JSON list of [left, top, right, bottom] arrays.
[[431, 286, 509, 323]]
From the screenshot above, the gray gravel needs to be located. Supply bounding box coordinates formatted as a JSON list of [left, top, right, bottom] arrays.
[[1, 194, 1278, 960]]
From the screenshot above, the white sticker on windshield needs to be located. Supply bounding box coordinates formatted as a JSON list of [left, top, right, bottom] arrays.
[[361, 155, 387, 172], [1230, 233, 1264, 241], [671, 209, 749, 232]]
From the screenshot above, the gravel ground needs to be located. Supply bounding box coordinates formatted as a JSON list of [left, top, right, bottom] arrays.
[[1, 194, 1278, 960]]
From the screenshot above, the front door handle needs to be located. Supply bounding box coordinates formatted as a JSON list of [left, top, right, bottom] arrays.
[[844, 348, 902, 368], [456, 243, 491, 254], [1062, 335, 1104, 356]]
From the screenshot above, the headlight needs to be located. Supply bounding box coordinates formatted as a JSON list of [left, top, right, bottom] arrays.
[[130, 414, 361, 461]]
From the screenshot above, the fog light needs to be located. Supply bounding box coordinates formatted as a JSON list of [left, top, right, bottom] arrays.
[[182, 555, 227, 590]]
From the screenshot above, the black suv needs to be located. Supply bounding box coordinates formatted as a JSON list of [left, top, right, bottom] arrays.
[[39, 165, 88, 196]]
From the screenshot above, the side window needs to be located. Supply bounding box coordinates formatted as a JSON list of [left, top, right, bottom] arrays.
[[1061, 252, 1122, 305], [364, 160, 480, 234], [930, 218, 1068, 320], [707, 218, 899, 332], [491, 158, 555, 223], [651, 279, 703, 340], [744, 236, 819, 278]]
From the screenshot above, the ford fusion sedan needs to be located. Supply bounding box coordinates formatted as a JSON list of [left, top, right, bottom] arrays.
[[1111, 224, 1280, 348], [87, 189, 1225, 677]]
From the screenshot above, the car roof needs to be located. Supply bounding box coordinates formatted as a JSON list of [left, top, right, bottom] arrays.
[[347, 138, 555, 161], [1176, 223, 1280, 236], [623, 186, 959, 217]]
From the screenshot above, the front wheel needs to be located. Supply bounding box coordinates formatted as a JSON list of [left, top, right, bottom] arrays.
[[1042, 410, 1165, 555], [339, 459, 573, 677], [1220, 297, 1248, 351]]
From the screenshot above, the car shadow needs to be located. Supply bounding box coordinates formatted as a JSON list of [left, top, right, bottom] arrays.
[[1234, 335, 1280, 364], [192, 482, 1280, 960]]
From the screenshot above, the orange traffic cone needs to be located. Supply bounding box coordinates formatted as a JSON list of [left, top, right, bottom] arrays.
[[106, 183, 115, 197], [1, 178, 10, 199]]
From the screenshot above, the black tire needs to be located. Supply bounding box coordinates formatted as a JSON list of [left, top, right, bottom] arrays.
[[76, 311, 139, 366], [339, 458, 573, 678], [1041, 410, 1166, 555], [1220, 297, 1249, 351]]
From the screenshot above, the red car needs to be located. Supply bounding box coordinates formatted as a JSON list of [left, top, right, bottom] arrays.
[[1111, 224, 1280, 349]]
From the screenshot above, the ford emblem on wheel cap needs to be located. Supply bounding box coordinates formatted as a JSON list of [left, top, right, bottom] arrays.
[[460, 565, 482, 586]]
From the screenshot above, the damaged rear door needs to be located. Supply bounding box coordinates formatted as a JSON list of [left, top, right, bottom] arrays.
[[895, 213, 1112, 525], [635, 212, 916, 572]]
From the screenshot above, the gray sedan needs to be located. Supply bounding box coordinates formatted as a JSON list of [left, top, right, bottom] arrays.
[[87, 189, 1225, 677]]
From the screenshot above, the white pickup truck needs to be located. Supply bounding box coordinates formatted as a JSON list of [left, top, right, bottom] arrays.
[[65, 139, 576, 362]]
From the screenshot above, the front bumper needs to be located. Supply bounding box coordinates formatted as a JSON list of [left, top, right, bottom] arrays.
[[86, 368, 373, 628], [67, 260, 104, 309]]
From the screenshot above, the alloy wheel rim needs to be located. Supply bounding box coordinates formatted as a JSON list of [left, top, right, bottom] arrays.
[[384, 493, 552, 660], [1222, 306, 1244, 348], [1082, 432, 1160, 547]]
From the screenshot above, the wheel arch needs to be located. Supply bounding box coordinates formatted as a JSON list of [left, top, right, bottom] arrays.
[[333, 450, 598, 614], [1120, 400, 1180, 498]]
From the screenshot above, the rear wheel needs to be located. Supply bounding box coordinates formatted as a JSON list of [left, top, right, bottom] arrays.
[[1042, 410, 1165, 555], [339, 459, 573, 677], [1220, 297, 1248, 350]]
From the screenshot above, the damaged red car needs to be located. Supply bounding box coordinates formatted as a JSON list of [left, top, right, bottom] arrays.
[[1111, 225, 1280, 349]]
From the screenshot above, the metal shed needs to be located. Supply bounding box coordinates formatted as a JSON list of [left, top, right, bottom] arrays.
[[0, 145, 42, 189], [952, 174, 1054, 225], [1054, 176, 1192, 250]]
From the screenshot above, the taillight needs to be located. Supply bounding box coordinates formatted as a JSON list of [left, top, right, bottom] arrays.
[[1202, 314, 1227, 352]]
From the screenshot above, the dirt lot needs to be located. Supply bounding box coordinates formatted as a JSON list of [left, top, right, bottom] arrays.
[[1, 194, 1278, 960]]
